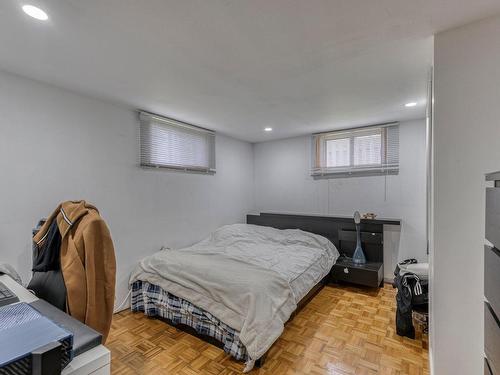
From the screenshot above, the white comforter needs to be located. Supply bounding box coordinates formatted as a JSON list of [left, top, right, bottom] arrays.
[[199, 224, 339, 302], [129, 224, 339, 370]]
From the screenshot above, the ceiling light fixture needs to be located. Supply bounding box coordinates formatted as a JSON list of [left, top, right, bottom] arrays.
[[22, 4, 49, 21], [264, 127, 273, 132], [405, 102, 417, 107]]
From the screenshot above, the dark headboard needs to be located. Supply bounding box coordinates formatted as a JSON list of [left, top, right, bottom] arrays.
[[246, 212, 400, 262]]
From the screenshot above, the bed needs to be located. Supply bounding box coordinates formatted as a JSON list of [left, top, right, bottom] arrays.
[[129, 221, 339, 371]]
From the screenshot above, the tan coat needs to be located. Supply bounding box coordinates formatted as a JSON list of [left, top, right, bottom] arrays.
[[33, 201, 116, 342]]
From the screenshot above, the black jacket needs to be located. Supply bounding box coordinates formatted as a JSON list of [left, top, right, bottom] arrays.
[[27, 219, 67, 311]]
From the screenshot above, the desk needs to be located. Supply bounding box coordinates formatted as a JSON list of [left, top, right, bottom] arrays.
[[0, 275, 111, 375]]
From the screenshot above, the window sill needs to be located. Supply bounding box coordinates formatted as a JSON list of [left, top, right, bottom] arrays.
[[311, 169, 399, 179]]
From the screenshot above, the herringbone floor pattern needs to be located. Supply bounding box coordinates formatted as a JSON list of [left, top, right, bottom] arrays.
[[107, 283, 429, 374]]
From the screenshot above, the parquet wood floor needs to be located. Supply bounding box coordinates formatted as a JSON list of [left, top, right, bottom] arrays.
[[107, 283, 429, 374]]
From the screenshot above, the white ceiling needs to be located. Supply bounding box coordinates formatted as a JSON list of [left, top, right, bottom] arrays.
[[1, 1, 500, 142]]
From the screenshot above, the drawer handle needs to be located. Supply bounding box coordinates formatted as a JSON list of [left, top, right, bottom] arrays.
[[344, 268, 349, 274]]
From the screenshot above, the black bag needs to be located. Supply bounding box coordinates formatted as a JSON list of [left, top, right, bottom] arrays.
[[393, 260, 428, 338]]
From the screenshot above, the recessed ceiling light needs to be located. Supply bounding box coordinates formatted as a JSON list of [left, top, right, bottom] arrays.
[[405, 102, 418, 107], [22, 5, 49, 21], [264, 127, 273, 132]]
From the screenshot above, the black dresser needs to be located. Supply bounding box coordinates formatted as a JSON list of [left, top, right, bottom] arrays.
[[485, 172, 500, 375]]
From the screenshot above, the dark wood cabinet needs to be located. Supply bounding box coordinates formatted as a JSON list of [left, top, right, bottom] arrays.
[[331, 259, 383, 287], [485, 302, 500, 375], [485, 171, 500, 375], [246, 212, 400, 288], [332, 227, 386, 287], [486, 358, 494, 375], [484, 358, 493, 375], [485, 245, 500, 316]]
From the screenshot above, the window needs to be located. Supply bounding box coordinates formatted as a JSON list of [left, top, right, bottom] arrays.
[[326, 137, 350, 167], [312, 123, 399, 178], [139, 111, 216, 173]]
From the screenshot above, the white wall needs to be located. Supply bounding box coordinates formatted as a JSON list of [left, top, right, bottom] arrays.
[[253, 119, 428, 277], [432, 15, 500, 375], [0, 70, 254, 308]]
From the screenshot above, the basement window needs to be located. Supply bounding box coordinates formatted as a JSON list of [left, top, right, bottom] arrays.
[[311, 123, 399, 178], [139, 111, 216, 174]]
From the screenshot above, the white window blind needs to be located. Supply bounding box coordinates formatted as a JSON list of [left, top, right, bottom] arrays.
[[326, 137, 350, 167], [140, 111, 216, 173], [312, 122, 399, 178]]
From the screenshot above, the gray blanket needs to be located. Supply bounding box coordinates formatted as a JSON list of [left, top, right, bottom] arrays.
[[129, 248, 297, 369]]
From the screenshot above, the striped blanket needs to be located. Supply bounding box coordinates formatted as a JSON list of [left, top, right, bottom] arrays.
[[131, 280, 248, 361]]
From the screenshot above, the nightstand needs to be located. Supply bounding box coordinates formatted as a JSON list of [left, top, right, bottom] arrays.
[[330, 226, 386, 288], [331, 257, 383, 288]]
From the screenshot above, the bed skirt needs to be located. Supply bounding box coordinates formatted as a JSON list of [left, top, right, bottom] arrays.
[[131, 280, 248, 361]]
